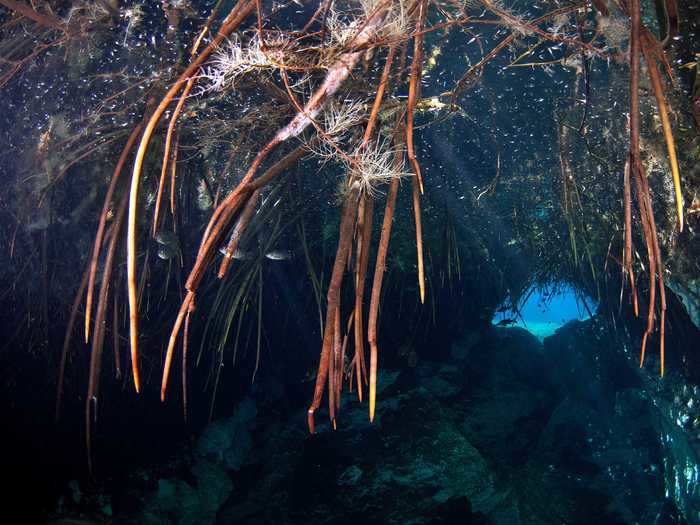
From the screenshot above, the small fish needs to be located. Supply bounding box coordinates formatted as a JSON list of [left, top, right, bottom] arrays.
[[197, 179, 212, 211], [218, 247, 292, 261], [265, 250, 293, 261], [26, 215, 50, 232], [155, 230, 178, 247], [495, 318, 517, 327], [157, 244, 177, 261], [155, 230, 181, 261], [218, 246, 253, 260], [416, 96, 448, 113]]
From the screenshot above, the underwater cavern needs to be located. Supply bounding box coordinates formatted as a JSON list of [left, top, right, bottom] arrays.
[[1, 0, 700, 523]]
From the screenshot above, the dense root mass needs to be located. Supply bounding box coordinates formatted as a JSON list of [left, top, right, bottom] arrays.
[[0, 0, 694, 475]]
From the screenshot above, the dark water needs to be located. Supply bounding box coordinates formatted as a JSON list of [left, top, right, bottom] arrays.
[[1, 0, 699, 524]]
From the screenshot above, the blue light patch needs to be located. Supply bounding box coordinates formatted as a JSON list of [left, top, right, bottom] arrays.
[[492, 284, 597, 341]]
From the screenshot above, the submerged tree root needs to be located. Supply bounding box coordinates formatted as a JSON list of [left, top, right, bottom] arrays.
[[49, 0, 693, 469], [128, 0, 256, 394], [624, 0, 672, 377]]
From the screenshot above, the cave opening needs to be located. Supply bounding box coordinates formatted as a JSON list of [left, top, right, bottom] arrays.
[[492, 283, 598, 340]]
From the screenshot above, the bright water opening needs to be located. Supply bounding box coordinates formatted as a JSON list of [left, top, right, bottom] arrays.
[[492, 284, 598, 341]]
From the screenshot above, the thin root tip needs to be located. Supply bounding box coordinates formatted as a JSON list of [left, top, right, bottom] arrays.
[[307, 409, 316, 434]]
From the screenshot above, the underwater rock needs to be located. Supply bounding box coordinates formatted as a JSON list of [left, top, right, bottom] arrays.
[[425, 495, 504, 525], [57, 318, 700, 525], [542, 319, 637, 405], [452, 319, 686, 523], [417, 363, 464, 398], [376, 369, 401, 395], [461, 387, 551, 458], [191, 460, 234, 518], [337, 465, 363, 486], [643, 381, 700, 524], [407, 427, 500, 514], [195, 397, 257, 471], [68, 480, 82, 505], [532, 391, 665, 524], [375, 396, 515, 524], [457, 326, 556, 466], [212, 362, 516, 525], [667, 279, 700, 331], [450, 329, 482, 361], [141, 459, 233, 525], [464, 325, 552, 396], [536, 322, 680, 523], [123, 400, 260, 524], [48, 518, 107, 525], [143, 478, 197, 525]]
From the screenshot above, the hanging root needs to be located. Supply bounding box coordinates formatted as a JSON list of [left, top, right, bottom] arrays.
[[85, 123, 143, 344], [639, 166, 667, 375], [329, 304, 340, 426], [406, 0, 426, 195], [0, 0, 68, 32], [338, 309, 355, 406], [412, 171, 426, 304], [633, 160, 656, 369], [86, 190, 129, 475], [308, 183, 360, 433], [113, 287, 122, 380], [218, 190, 260, 279], [641, 31, 683, 232], [160, 6, 388, 403], [128, 0, 256, 394], [404, 0, 427, 304], [353, 194, 374, 400], [368, 142, 403, 422], [160, 147, 304, 401], [161, 291, 195, 401], [622, 159, 638, 317], [626, 0, 668, 375], [182, 304, 192, 423]]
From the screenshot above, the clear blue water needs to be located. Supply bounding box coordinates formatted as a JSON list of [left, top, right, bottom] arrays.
[[493, 285, 597, 340]]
